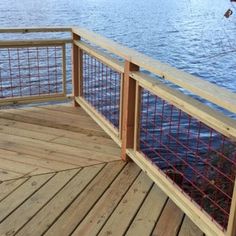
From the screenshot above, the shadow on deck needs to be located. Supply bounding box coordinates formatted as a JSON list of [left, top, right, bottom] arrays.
[[0, 103, 203, 236]]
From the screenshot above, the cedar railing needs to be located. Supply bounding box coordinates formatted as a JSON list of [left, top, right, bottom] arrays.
[[0, 27, 236, 236]]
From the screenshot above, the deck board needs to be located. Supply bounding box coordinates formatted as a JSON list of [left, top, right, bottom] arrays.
[[126, 184, 168, 236], [16, 164, 104, 236], [0, 169, 79, 236], [0, 103, 204, 236], [98, 172, 153, 236], [0, 163, 204, 236], [178, 216, 204, 236], [0, 173, 54, 223], [0, 103, 120, 181], [152, 200, 184, 236], [71, 162, 141, 236], [0, 107, 108, 137], [0, 168, 22, 181], [43, 161, 126, 236], [0, 178, 28, 201]]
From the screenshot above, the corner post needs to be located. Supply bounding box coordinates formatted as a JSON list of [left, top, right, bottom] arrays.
[[121, 60, 139, 161], [72, 33, 83, 107], [227, 177, 236, 236]]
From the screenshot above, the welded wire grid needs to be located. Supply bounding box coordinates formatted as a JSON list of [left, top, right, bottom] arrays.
[[83, 52, 121, 129], [0, 46, 64, 99], [139, 89, 236, 230]]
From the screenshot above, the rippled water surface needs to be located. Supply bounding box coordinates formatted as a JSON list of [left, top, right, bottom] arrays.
[[1, 0, 236, 92]]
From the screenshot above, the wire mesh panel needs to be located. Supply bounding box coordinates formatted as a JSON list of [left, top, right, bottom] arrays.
[[82, 51, 121, 129], [0, 45, 64, 99], [139, 88, 236, 230]]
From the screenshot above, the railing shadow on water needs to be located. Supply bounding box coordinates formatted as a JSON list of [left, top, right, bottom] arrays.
[[0, 26, 235, 236]]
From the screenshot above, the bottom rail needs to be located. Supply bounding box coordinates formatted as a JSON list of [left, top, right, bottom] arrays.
[[0, 94, 71, 106], [75, 96, 121, 146]]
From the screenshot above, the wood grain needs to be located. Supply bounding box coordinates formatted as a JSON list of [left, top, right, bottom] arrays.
[[0, 104, 120, 181]]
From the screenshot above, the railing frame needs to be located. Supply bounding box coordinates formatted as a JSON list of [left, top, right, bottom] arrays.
[[121, 61, 139, 161], [0, 35, 71, 105], [71, 27, 236, 236], [72, 33, 81, 107], [0, 27, 236, 236]]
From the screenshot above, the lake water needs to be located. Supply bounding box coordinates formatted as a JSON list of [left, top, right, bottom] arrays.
[[1, 0, 236, 93]]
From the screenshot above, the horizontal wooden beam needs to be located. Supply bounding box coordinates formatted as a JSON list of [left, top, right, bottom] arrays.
[[72, 27, 136, 61], [72, 27, 236, 114], [74, 40, 124, 73], [0, 94, 71, 106], [0, 27, 72, 34], [126, 149, 225, 236], [0, 39, 72, 47], [130, 72, 236, 141], [121, 61, 139, 161], [75, 96, 121, 147]]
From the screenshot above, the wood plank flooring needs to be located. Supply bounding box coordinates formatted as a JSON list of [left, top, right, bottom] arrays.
[[0, 103, 204, 235], [0, 162, 204, 236], [0, 103, 120, 181]]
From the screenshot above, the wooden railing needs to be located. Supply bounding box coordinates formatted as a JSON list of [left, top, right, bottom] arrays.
[[0, 27, 236, 236], [0, 27, 72, 105]]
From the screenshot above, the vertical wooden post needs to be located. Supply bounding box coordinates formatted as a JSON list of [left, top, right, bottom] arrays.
[[72, 33, 83, 107], [78, 43, 83, 98], [62, 44, 67, 96], [134, 83, 141, 152], [227, 179, 236, 236], [121, 61, 139, 161], [119, 74, 124, 139]]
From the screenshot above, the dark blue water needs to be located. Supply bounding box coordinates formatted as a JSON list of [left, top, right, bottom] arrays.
[[1, 0, 236, 93]]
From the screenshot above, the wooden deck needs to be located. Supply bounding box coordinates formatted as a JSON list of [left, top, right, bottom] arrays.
[[0, 103, 204, 236], [0, 103, 120, 181]]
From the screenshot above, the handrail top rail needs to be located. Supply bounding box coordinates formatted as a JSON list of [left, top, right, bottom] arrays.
[[0, 38, 72, 47], [0, 26, 235, 114], [0, 26, 72, 33]]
